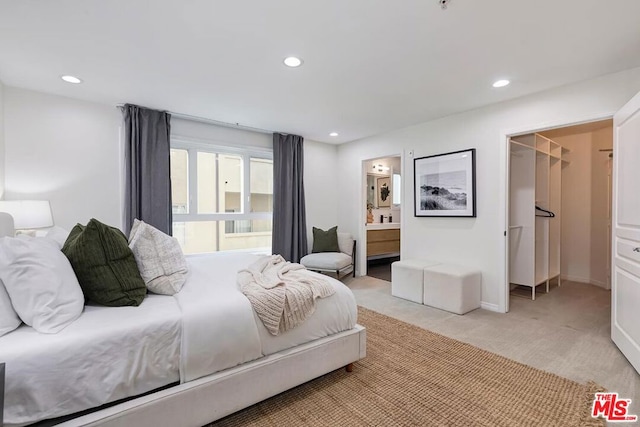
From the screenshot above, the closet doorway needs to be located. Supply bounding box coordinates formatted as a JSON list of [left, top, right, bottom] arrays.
[[361, 155, 402, 281], [507, 119, 613, 309]]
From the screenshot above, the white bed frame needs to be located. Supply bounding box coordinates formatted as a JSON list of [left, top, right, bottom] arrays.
[[59, 325, 366, 427], [0, 215, 366, 427]]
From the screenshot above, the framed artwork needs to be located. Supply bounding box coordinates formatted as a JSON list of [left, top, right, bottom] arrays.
[[414, 148, 476, 217], [377, 177, 391, 207]]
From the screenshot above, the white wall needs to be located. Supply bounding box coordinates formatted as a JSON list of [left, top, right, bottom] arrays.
[[337, 67, 640, 310], [554, 126, 612, 288], [171, 117, 272, 151], [304, 140, 338, 249], [0, 80, 5, 199], [590, 126, 613, 287], [4, 87, 122, 230], [558, 132, 594, 283], [2, 92, 337, 239]]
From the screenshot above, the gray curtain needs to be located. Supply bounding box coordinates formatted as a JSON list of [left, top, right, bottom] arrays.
[[272, 133, 308, 262], [122, 104, 172, 235]]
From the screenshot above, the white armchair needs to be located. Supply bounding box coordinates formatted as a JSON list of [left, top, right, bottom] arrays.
[[300, 232, 356, 279]]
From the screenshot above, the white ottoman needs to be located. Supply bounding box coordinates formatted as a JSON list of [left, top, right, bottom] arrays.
[[391, 259, 441, 304], [423, 264, 481, 314]]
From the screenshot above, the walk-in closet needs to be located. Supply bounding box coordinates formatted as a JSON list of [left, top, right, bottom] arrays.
[[508, 119, 613, 302]]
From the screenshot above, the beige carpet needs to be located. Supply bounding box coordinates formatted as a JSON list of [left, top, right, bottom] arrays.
[[212, 307, 604, 426]]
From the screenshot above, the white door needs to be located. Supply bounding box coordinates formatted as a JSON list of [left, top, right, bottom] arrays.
[[607, 156, 612, 289], [612, 89, 640, 373]]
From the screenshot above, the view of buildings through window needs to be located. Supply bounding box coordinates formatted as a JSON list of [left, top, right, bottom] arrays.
[[170, 146, 273, 254]]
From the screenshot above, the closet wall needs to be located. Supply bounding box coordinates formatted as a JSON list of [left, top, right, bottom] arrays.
[[540, 123, 613, 288]]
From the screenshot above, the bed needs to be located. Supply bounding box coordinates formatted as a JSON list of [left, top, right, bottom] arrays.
[[0, 218, 366, 427]]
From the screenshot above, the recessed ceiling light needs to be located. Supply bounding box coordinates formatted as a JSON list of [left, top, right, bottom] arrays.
[[61, 75, 82, 84], [283, 57, 303, 68], [492, 79, 510, 88], [329, 132, 339, 137]]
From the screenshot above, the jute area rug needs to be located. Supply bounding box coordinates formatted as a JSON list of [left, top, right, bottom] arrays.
[[212, 307, 604, 426]]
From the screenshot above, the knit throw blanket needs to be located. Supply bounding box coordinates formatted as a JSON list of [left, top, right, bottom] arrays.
[[238, 255, 335, 336]]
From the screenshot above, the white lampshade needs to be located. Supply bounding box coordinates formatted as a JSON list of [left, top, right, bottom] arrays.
[[0, 200, 54, 229]]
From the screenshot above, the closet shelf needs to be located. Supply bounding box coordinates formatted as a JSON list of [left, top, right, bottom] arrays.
[[509, 132, 563, 301]]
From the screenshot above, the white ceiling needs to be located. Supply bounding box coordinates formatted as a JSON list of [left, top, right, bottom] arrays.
[[1, 0, 639, 144]]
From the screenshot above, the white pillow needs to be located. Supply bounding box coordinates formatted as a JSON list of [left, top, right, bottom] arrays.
[[46, 226, 71, 249], [0, 236, 84, 333], [128, 219, 188, 295], [0, 279, 21, 337]]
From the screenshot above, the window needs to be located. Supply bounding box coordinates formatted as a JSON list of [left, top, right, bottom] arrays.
[[170, 149, 189, 214], [170, 142, 273, 255], [392, 173, 402, 205]]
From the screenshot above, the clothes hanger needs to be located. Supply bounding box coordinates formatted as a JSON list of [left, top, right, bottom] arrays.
[[535, 205, 555, 218]]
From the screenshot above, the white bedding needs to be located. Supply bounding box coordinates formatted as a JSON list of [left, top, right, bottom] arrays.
[[176, 253, 263, 382], [179, 254, 358, 379], [1, 252, 358, 426], [0, 294, 182, 426]]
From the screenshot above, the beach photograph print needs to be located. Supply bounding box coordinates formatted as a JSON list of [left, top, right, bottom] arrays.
[[414, 148, 476, 217]]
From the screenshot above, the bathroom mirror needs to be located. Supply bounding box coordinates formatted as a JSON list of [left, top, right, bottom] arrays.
[[368, 173, 401, 209]]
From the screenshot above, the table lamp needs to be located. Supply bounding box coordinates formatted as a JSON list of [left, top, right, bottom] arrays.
[[0, 200, 54, 235]]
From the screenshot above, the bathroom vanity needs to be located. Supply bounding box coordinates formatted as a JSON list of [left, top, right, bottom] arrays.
[[366, 223, 400, 258]]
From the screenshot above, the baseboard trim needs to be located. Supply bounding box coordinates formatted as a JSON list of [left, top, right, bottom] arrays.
[[480, 302, 502, 313], [560, 275, 610, 289], [561, 274, 590, 284], [589, 279, 608, 289]]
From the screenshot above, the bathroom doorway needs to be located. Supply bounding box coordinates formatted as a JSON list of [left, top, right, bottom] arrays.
[[363, 155, 402, 281]]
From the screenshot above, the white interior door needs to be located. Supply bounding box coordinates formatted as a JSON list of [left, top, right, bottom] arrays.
[[612, 89, 640, 373]]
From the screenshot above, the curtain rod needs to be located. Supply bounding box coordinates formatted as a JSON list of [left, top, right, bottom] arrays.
[[116, 104, 275, 135]]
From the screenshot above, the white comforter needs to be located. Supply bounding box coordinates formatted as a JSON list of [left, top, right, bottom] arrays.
[[0, 295, 182, 426], [175, 253, 263, 382], [177, 253, 357, 381], [0, 252, 357, 426]]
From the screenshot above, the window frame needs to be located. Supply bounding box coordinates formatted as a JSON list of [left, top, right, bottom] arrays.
[[171, 137, 273, 225]]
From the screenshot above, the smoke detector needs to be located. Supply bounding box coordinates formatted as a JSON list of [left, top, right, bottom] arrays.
[[439, 0, 450, 10]]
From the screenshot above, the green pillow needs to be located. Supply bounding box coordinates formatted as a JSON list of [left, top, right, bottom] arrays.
[[312, 226, 340, 253], [62, 219, 146, 307]]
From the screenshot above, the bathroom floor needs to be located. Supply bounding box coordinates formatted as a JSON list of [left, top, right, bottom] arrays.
[[366, 256, 399, 282]]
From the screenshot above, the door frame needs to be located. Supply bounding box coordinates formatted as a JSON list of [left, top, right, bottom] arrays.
[[611, 90, 640, 374], [500, 112, 615, 313], [360, 153, 402, 277]]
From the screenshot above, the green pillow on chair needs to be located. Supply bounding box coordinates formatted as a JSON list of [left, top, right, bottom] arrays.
[[62, 219, 147, 307], [312, 226, 340, 253]]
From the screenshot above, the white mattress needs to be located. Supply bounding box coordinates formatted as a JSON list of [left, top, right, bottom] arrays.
[[1, 252, 357, 426]]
